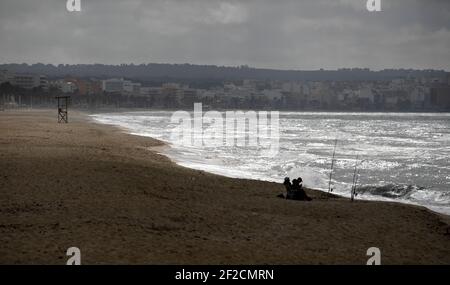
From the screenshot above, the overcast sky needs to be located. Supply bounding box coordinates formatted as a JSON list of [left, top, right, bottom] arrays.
[[0, 0, 449, 70]]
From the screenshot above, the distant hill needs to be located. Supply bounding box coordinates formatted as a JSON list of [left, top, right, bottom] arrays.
[[0, 63, 448, 82]]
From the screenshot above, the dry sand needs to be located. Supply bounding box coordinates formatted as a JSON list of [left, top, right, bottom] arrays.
[[0, 109, 449, 264]]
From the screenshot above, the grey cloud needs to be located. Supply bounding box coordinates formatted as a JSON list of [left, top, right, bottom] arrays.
[[0, 0, 449, 70]]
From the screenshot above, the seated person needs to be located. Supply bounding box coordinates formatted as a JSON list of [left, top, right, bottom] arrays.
[[291, 177, 312, 201], [282, 177, 295, 199]]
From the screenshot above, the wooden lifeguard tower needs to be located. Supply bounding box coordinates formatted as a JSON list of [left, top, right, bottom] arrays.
[[56, 96, 70, 123]]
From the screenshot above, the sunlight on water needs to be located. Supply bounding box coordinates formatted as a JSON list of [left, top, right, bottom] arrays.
[[91, 111, 450, 215]]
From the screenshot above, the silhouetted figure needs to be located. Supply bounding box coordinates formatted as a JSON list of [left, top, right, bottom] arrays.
[[292, 177, 312, 201], [295, 177, 303, 191], [284, 177, 312, 201], [282, 177, 295, 199], [279, 177, 312, 201]]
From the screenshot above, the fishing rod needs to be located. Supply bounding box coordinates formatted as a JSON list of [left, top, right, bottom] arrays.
[[352, 168, 361, 201], [351, 157, 366, 202], [328, 138, 338, 193], [350, 155, 359, 202]]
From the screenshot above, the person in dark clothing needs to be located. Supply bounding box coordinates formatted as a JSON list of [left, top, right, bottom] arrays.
[[291, 178, 300, 191], [290, 179, 299, 200], [279, 177, 312, 201], [283, 177, 295, 200], [297, 177, 303, 188], [293, 177, 312, 201], [292, 177, 311, 201], [283, 177, 291, 191]]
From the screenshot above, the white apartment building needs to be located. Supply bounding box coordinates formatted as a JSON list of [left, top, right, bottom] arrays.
[[1, 72, 48, 89], [102, 78, 124, 92], [102, 78, 142, 95], [49, 80, 77, 93]]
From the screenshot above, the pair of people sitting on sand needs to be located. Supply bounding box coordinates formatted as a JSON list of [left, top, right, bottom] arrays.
[[280, 177, 312, 201]]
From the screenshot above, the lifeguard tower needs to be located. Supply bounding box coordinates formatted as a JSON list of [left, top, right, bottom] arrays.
[[56, 96, 70, 123]]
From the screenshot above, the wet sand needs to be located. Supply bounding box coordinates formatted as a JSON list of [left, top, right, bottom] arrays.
[[0, 109, 449, 264]]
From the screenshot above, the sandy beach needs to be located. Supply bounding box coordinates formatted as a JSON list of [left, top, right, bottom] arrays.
[[0, 109, 449, 264]]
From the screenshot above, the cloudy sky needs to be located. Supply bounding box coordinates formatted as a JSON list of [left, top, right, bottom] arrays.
[[0, 0, 449, 70]]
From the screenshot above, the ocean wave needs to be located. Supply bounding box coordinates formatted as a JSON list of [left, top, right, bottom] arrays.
[[91, 111, 450, 215], [356, 184, 423, 199]]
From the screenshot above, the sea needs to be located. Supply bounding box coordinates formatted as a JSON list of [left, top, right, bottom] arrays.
[[91, 111, 450, 215]]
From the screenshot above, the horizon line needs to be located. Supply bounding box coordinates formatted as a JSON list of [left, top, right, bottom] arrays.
[[0, 62, 448, 73]]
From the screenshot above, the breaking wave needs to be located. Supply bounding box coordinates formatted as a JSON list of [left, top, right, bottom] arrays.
[[91, 111, 450, 215], [356, 184, 424, 199]]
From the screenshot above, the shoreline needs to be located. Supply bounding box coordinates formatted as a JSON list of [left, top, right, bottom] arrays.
[[11, 106, 450, 114], [88, 109, 450, 217], [0, 109, 449, 264], [83, 110, 450, 236]]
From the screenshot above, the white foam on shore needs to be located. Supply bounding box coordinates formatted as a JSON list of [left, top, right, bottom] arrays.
[[91, 111, 450, 216]]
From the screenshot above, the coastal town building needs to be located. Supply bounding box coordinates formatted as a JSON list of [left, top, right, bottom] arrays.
[[2, 70, 449, 111], [49, 80, 77, 93], [0, 71, 48, 89], [0, 70, 13, 84], [74, 79, 102, 95], [102, 78, 125, 93]]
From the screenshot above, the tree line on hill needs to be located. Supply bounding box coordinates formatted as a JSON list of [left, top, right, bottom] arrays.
[[1, 63, 448, 84]]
